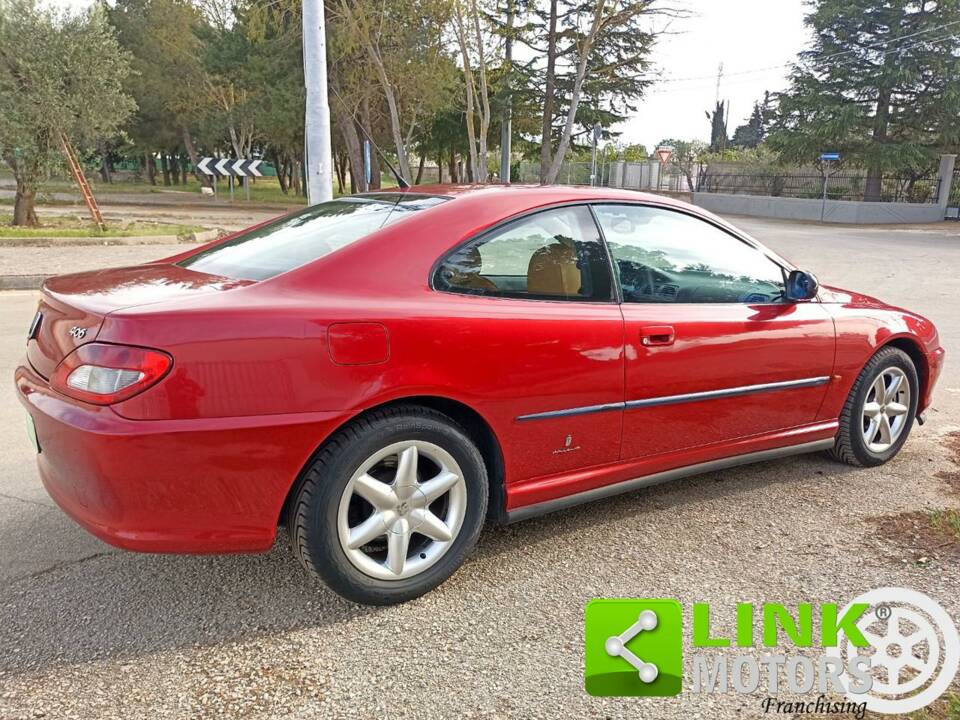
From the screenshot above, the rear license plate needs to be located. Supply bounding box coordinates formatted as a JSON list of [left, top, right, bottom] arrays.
[[25, 412, 40, 453]]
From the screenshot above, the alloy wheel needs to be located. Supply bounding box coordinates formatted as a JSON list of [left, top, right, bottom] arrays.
[[337, 440, 467, 581], [861, 367, 911, 453]]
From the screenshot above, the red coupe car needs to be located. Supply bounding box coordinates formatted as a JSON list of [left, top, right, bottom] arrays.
[[15, 185, 944, 604]]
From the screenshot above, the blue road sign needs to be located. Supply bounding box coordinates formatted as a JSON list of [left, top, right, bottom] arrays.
[[820, 152, 840, 161]]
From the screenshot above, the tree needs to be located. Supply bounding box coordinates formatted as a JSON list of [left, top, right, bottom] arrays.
[[768, 0, 960, 201], [109, 0, 211, 186], [334, 0, 455, 184], [0, 1, 135, 225], [658, 138, 706, 190], [731, 92, 772, 149], [705, 100, 728, 152], [528, 0, 664, 184], [452, 0, 493, 182]]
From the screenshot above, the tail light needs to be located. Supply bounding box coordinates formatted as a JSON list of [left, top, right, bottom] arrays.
[[51, 342, 172, 405]]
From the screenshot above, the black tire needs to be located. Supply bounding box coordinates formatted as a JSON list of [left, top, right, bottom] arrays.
[[828, 346, 919, 467], [288, 405, 488, 605]]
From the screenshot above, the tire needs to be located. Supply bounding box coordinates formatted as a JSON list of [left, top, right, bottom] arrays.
[[288, 405, 488, 605], [828, 346, 919, 467]]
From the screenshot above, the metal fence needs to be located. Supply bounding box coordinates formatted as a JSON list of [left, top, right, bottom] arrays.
[[695, 166, 941, 204], [516, 159, 691, 192], [516, 160, 614, 186]]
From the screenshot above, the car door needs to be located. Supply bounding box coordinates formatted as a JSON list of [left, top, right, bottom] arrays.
[[431, 204, 625, 483], [591, 203, 836, 460]]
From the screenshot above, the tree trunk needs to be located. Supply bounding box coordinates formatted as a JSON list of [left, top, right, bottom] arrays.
[[180, 153, 188, 185], [160, 153, 171, 186], [169, 153, 180, 185], [864, 86, 891, 202], [500, 0, 515, 182], [415, 154, 426, 184], [13, 181, 39, 227], [98, 139, 112, 184], [453, 1, 480, 182], [543, 2, 606, 184], [448, 151, 459, 183], [145, 152, 157, 185], [334, 151, 345, 194], [182, 128, 211, 187], [273, 150, 288, 194], [437, 152, 444, 183], [539, 0, 558, 184], [339, 0, 413, 183], [336, 105, 366, 193], [470, 0, 491, 182]]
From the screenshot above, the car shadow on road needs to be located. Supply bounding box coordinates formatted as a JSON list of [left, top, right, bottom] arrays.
[[0, 450, 857, 678]]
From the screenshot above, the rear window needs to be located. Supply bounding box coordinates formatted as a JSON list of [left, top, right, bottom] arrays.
[[179, 193, 448, 281]]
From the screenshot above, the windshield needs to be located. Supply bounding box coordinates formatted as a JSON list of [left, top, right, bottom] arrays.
[[178, 193, 449, 281]]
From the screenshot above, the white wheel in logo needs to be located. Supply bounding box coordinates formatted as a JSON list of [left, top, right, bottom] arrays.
[[824, 587, 960, 715]]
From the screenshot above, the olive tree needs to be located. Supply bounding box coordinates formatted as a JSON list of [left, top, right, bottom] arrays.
[[0, 1, 136, 225]]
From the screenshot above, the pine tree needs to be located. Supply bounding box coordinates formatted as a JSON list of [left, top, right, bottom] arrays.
[[769, 0, 960, 201]]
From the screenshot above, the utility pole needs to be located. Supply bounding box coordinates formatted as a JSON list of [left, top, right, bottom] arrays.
[[714, 61, 723, 108], [499, 0, 515, 183], [302, 0, 333, 204]]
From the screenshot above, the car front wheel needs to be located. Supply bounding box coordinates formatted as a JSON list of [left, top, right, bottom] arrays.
[[288, 406, 488, 605], [829, 346, 919, 467]]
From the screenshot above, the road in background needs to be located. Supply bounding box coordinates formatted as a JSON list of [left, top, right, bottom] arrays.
[[0, 217, 958, 719]]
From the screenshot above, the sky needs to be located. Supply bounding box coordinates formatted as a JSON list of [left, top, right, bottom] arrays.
[[45, 0, 812, 152], [618, 0, 812, 149]]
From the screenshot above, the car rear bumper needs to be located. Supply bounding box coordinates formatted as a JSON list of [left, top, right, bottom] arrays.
[[15, 361, 348, 553]]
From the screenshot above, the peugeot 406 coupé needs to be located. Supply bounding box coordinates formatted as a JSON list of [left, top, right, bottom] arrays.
[[15, 185, 944, 604]]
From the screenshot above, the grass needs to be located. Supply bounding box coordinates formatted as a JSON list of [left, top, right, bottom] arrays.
[[930, 508, 960, 541], [906, 692, 960, 719], [122, 175, 309, 205], [0, 212, 204, 239], [1, 170, 403, 206]]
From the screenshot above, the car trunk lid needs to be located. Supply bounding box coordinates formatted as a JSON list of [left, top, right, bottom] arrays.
[[26, 264, 250, 379]]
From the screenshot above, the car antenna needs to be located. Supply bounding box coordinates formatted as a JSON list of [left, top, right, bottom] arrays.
[[329, 86, 410, 190]]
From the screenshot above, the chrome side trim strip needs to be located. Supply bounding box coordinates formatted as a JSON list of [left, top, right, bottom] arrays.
[[516, 401, 625, 422], [504, 438, 835, 523], [624, 376, 831, 410], [515, 376, 830, 422]]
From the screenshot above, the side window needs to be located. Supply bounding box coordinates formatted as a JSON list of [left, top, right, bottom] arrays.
[[434, 205, 613, 301], [593, 204, 786, 304]]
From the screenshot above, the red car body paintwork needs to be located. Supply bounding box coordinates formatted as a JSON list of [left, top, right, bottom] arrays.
[[14, 185, 945, 553]]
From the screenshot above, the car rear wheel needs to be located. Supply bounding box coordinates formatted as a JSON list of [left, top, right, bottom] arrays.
[[829, 346, 919, 467], [288, 406, 488, 605]]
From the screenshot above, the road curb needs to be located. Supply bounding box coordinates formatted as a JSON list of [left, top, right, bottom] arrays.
[[0, 274, 46, 290], [0, 228, 221, 248]]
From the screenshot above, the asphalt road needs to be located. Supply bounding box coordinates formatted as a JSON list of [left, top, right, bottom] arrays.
[[1, 216, 959, 719]]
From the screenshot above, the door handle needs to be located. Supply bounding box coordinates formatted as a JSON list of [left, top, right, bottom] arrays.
[[639, 325, 675, 346]]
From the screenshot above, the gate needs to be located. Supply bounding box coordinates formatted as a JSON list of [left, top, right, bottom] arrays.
[[947, 166, 960, 220]]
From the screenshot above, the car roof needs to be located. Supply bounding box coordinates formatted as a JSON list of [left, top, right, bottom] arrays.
[[370, 182, 694, 210]]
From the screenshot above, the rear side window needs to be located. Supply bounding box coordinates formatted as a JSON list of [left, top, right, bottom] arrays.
[[433, 205, 613, 301], [179, 194, 448, 281]]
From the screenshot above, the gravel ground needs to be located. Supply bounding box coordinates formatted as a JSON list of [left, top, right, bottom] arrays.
[[0, 216, 958, 719]]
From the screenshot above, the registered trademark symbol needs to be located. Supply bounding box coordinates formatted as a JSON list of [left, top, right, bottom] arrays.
[[875, 604, 892, 621]]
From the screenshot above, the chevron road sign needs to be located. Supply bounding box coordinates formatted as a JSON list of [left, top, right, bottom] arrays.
[[197, 157, 263, 178]]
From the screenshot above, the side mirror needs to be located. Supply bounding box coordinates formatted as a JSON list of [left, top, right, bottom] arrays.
[[785, 270, 819, 301]]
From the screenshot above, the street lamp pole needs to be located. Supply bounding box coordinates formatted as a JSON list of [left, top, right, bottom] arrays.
[[302, 0, 333, 204]]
